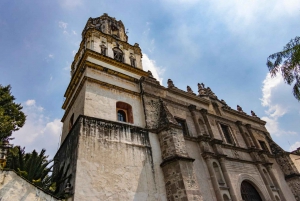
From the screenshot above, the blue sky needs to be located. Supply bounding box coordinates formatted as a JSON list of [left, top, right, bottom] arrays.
[[0, 0, 299, 158]]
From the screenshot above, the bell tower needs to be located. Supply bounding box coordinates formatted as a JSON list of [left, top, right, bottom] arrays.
[[60, 13, 148, 142]]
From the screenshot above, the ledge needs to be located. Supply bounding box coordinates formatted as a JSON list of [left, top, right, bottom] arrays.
[[160, 155, 195, 167]]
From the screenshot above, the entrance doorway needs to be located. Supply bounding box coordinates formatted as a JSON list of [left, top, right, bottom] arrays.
[[240, 181, 262, 201]]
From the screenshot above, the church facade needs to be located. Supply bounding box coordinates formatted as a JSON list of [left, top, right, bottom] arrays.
[[54, 14, 300, 201]]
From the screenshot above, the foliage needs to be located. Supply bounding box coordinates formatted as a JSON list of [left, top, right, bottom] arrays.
[[6, 146, 71, 198], [0, 85, 26, 140], [267, 36, 300, 101], [6, 146, 53, 188]]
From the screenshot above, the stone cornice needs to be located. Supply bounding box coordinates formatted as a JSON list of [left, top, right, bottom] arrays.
[[160, 155, 195, 167], [141, 85, 210, 107], [61, 76, 140, 122], [222, 107, 266, 125], [206, 111, 268, 135]]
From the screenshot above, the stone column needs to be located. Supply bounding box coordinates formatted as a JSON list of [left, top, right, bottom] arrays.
[[245, 124, 260, 149], [158, 126, 202, 201], [235, 121, 251, 148], [219, 158, 238, 201], [266, 165, 287, 201], [200, 109, 214, 138], [188, 104, 202, 136], [203, 155, 223, 201], [256, 164, 276, 200]]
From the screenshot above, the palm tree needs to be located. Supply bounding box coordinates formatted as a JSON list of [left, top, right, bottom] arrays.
[[6, 146, 71, 198], [6, 146, 53, 188], [267, 36, 300, 101]]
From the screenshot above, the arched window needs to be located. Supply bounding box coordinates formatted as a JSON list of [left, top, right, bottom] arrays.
[[91, 40, 94, 50], [240, 181, 262, 201], [116, 102, 133, 123], [100, 43, 107, 56], [69, 113, 74, 131], [130, 54, 136, 67], [220, 124, 234, 145], [213, 162, 225, 185], [113, 48, 123, 62], [117, 110, 126, 122]]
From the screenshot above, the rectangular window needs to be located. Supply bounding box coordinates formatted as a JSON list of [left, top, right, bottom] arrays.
[[220, 124, 233, 144], [259, 140, 269, 152], [175, 118, 189, 136]]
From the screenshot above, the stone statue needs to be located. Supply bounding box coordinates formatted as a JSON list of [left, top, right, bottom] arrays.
[[220, 99, 227, 105], [148, 70, 153, 78], [251, 110, 257, 117], [197, 83, 203, 90], [187, 86, 193, 93], [237, 105, 243, 112], [167, 79, 175, 88]]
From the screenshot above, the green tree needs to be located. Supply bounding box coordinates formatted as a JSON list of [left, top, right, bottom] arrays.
[[0, 85, 26, 140], [267, 36, 300, 101]]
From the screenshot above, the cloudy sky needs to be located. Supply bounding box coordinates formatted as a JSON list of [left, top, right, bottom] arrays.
[[0, 0, 299, 159]]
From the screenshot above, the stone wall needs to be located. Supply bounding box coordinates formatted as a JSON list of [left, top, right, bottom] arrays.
[[65, 116, 166, 201], [0, 171, 59, 201]]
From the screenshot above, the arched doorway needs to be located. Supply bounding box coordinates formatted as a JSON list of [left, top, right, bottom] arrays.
[[240, 181, 262, 201]]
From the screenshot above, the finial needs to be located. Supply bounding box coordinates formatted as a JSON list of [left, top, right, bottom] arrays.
[[167, 79, 175, 88]]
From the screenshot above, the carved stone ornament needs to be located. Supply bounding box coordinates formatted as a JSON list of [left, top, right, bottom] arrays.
[[148, 70, 153, 78], [206, 87, 217, 98], [251, 110, 257, 117], [158, 99, 178, 128], [167, 79, 175, 88], [237, 105, 243, 112], [187, 86, 193, 93]]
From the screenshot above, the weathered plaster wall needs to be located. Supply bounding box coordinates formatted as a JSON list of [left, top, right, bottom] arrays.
[[86, 67, 140, 93], [87, 56, 142, 79], [185, 140, 216, 201], [84, 81, 145, 127], [61, 83, 86, 142], [0, 171, 59, 201], [73, 117, 164, 201]]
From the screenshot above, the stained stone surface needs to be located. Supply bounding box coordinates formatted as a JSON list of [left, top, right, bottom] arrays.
[[0, 171, 59, 201]]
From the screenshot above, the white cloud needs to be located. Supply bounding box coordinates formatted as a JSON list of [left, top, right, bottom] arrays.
[[142, 54, 165, 84], [290, 141, 300, 152], [12, 100, 62, 159], [48, 54, 54, 58], [25, 99, 36, 106], [72, 30, 77, 35], [59, 21, 68, 30], [261, 73, 298, 136], [206, 0, 300, 34], [60, 0, 82, 9]]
